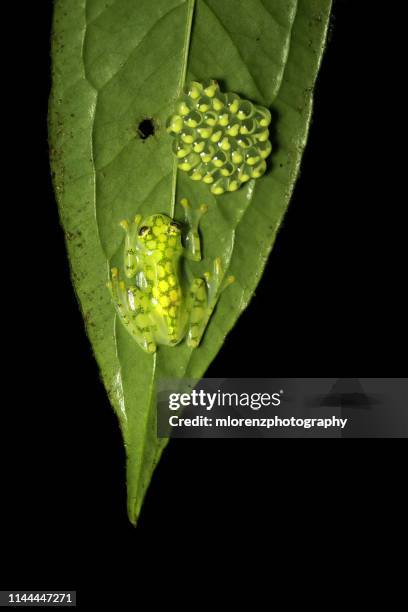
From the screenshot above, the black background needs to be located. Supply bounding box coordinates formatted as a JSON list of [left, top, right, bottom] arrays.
[[1, 0, 406, 604]]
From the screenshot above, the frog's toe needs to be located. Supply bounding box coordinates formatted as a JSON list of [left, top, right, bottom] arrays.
[[213, 257, 222, 277], [222, 275, 235, 290], [187, 336, 199, 349]]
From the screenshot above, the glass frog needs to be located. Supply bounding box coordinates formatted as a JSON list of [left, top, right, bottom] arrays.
[[107, 199, 234, 354]]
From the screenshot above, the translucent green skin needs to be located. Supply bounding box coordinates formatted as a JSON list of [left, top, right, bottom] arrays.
[[166, 80, 272, 195], [107, 202, 234, 353]]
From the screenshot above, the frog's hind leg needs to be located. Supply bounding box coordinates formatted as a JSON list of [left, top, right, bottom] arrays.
[[186, 278, 208, 348], [187, 258, 235, 348], [180, 198, 208, 262], [107, 268, 157, 354]]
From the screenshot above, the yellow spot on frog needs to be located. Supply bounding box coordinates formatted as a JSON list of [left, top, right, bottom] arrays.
[[157, 265, 166, 278], [152, 250, 163, 263], [170, 289, 179, 303]]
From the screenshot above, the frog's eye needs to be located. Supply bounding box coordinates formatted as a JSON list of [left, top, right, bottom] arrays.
[[138, 226, 150, 237], [168, 221, 181, 235]]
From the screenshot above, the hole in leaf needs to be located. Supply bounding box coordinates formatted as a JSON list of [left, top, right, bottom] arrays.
[[137, 118, 155, 140]]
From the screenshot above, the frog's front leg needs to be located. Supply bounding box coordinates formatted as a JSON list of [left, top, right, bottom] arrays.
[[107, 268, 157, 354], [187, 258, 235, 348], [120, 214, 142, 278], [180, 198, 207, 262]]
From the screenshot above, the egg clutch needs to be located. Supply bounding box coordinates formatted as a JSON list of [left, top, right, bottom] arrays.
[[166, 80, 272, 195]]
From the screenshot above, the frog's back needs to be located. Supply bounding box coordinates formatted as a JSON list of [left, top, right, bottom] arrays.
[[140, 215, 185, 345]]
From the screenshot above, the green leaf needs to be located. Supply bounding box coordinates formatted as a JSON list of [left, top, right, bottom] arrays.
[[49, 0, 332, 524]]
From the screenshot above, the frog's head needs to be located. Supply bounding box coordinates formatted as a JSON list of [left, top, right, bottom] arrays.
[[136, 213, 183, 253]]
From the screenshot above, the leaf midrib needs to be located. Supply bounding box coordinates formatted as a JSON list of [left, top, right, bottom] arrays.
[[169, 0, 196, 217], [124, 0, 197, 505]]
